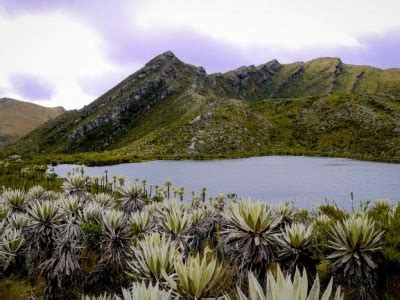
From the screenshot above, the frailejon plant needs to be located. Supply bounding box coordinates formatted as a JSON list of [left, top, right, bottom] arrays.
[[93, 193, 115, 208], [274, 203, 295, 226], [128, 233, 176, 282], [44, 190, 61, 201], [117, 183, 147, 214], [378, 203, 400, 265], [129, 209, 154, 238], [367, 199, 393, 231], [24, 200, 62, 274], [86, 209, 131, 293], [81, 293, 116, 300], [121, 281, 171, 300], [0, 171, 395, 298], [237, 264, 343, 300], [81, 202, 104, 224], [41, 220, 84, 298], [59, 195, 82, 217], [279, 223, 315, 272], [222, 199, 281, 282], [62, 172, 91, 199], [0, 228, 24, 269], [8, 213, 29, 230], [2, 189, 30, 213], [27, 185, 47, 201], [0, 205, 11, 221], [159, 205, 193, 250], [163, 248, 229, 299], [327, 213, 384, 298]]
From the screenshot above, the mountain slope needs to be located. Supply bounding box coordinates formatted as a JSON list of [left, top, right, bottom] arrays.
[[0, 98, 65, 148], [13, 52, 400, 162]]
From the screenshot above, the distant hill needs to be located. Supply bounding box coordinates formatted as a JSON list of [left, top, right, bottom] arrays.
[[12, 52, 400, 162], [0, 98, 65, 148]]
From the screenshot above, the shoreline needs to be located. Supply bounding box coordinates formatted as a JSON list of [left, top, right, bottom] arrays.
[[42, 150, 400, 167]]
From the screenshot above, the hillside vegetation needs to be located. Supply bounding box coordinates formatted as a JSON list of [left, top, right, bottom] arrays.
[[0, 98, 65, 148], [12, 52, 400, 163]]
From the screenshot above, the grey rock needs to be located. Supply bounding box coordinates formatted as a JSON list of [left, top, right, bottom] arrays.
[[191, 116, 201, 124]]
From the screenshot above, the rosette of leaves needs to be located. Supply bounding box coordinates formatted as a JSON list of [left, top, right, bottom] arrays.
[[93, 193, 115, 208], [159, 206, 193, 251], [0, 228, 24, 269], [62, 172, 91, 199], [24, 200, 62, 274], [327, 214, 384, 298], [116, 183, 147, 214], [221, 199, 281, 282], [279, 223, 315, 273], [128, 209, 154, 239], [2, 189, 30, 213], [122, 281, 171, 300], [128, 233, 176, 282], [237, 264, 343, 300], [27, 185, 47, 201], [41, 219, 84, 298], [163, 248, 230, 299], [85, 209, 131, 293]]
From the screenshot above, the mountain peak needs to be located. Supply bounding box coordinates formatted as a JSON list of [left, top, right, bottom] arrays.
[[160, 50, 176, 58], [0, 98, 65, 148], [13, 55, 400, 158], [145, 50, 182, 67]]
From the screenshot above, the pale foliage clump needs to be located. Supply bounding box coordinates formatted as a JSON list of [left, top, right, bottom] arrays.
[[163, 248, 229, 299], [237, 265, 343, 300], [128, 233, 176, 282]]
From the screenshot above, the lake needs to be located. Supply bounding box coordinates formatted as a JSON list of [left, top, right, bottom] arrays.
[[52, 156, 400, 209]]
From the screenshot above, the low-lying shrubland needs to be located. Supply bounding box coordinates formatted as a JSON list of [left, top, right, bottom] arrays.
[[0, 168, 399, 299]]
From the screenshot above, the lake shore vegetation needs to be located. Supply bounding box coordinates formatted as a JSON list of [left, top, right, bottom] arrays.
[[0, 168, 399, 299]]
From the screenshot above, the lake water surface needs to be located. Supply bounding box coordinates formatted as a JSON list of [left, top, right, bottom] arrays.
[[53, 156, 400, 209]]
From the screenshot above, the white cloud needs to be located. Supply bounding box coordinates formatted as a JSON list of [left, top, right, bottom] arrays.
[[0, 11, 119, 109], [1, 1, 400, 109], [136, 0, 400, 50]]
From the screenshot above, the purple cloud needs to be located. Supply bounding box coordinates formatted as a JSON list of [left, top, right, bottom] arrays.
[[9, 73, 55, 100], [1, 0, 400, 95], [340, 31, 400, 69], [79, 70, 132, 97]]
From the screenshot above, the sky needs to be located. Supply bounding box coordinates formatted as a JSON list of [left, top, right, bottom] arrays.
[[0, 0, 400, 109]]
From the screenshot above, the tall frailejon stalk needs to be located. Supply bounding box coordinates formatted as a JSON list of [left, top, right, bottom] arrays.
[[164, 180, 172, 199]]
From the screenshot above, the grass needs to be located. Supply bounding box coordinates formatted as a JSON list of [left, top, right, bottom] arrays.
[[0, 277, 44, 300]]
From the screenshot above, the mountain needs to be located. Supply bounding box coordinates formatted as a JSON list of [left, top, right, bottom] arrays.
[[12, 52, 400, 162], [0, 98, 65, 148]]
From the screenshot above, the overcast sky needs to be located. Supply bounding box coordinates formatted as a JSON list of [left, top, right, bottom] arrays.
[[1, 0, 400, 109]]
